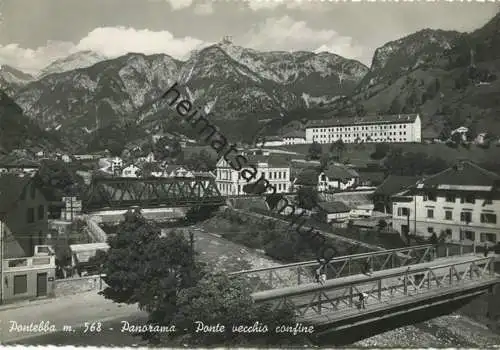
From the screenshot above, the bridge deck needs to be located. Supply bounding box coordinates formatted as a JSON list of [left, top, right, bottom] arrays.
[[253, 254, 498, 328]]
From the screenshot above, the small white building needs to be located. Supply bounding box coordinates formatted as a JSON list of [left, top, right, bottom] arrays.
[[317, 201, 351, 223], [122, 164, 140, 178], [350, 203, 375, 218], [110, 157, 123, 174]]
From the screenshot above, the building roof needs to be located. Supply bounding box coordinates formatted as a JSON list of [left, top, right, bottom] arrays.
[[416, 160, 500, 190], [323, 163, 359, 180], [0, 174, 33, 213], [317, 201, 351, 213], [306, 114, 419, 129], [373, 175, 420, 197], [245, 154, 290, 168], [264, 135, 284, 142], [295, 167, 320, 185], [283, 130, 306, 138]]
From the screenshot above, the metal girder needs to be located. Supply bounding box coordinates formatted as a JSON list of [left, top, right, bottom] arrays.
[[252, 256, 498, 320], [82, 176, 225, 211], [230, 243, 476, 293]]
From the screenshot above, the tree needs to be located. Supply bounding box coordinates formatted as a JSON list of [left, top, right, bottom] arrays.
[[169, 273, 300, 346], [330, 139, 346, 160], [154, 137, 182, 161], [99, 209, 205, 323], [370, 143, 390, 160], [243, 182, 267, 195], [383, 148, 448, 176], [377, 219, 388, 232], [35, 159, 85, 200], [296, 187, 319, 210], [183, 150, 217, 172], [307, 141, 322, 160]]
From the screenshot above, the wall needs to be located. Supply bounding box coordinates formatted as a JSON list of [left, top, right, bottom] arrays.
[[54, 275, 107, 297], [6, 181, 49, 256]]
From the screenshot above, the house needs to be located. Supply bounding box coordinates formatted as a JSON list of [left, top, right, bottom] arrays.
[[391, 160, 500, 244], [0, 155, 40, 175], [2, 254, 56, 303], [283, 130, 307, 145], [110, 157, 123, 175], [451, 126, 469, 142], [215, 154, 291, 196], [0, 175, 50, 258], [422, 128, 441, 144], [372, 175, 420, 214], [318, 164, 359, 191], [475, 133, 488, 145], [121, 164, 140, 178], [70, 242, 110, 273], [357, 171, 386, 187], [305, 114, 422, 144], [316, 201, 351, 223], [294, 163, 359, 192], [164, 165, 193, 178]]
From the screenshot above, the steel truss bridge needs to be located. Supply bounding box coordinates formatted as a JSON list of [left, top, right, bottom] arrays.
[[82, 176, 225, 212], [231, 244, 500, 344]]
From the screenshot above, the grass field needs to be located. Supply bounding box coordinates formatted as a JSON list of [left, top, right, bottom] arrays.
[[270, 142, 500, 166]]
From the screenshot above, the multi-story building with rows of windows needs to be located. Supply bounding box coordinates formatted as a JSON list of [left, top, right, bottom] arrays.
[[391, 160, 500, 245], [305, 114, 422, 144], [215, 153, 292, 196]]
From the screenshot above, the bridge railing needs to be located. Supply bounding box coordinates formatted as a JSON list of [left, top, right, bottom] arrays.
[[252, 256, 497, 319], [230, 242, 477, 293]]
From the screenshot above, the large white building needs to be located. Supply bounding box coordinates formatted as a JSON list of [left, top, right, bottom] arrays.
[[305, 114, 422, 144], [215, 154, 291, 196], [391, 161, 500, 245]]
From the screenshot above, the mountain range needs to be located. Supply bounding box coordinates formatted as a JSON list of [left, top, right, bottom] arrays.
[[1, 12, 500, 152]]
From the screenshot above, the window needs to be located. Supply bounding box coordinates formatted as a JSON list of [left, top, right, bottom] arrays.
[[14, 275, 28, 295], [480, 213, 497, 224], [38, 205, 45, 220], [484, 198, 493, 205], [480, 233, 497, 243], [27, 208, 35, 223], [445, 229, 452, 237], [445, 210, 453, 220], [460, 211, 472, 223], [427, 227, 434, 233], [426, 193, 437, 201], [427, 209, 434, 218], [461, 195, 475, 204], [461, 230, 475, 241], [397, 207, 410, 216], [445, 194, 456, 203]]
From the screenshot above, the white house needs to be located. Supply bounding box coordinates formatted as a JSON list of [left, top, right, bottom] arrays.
[[451, 126, 469, 142], [215, 154, 291, 196], [350, 203, 375, 218], [475, 133, 488, 145], [305, 114, 422, 144], [391, 160, 500, 245], [122, 164, 140, 178], [110, 157, 123, 174], [283, 130, 307, 145], [317, 201, 351, 223]]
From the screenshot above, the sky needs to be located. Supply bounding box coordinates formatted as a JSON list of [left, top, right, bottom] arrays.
[[0, 0, 498, 75]]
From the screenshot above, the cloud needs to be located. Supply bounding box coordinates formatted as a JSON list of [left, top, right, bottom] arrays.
[[77, 27, 209, 59], [193, 3, 214, 15], [164, 0, 193, 10], [0, 27, 210, 75], [247, 0, 284, 11], [242, 16, 365, 62], [246, 0, 323, 12]]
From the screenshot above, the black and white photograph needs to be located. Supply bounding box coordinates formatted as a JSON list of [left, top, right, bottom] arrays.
[[1, 0, 500, 347]]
